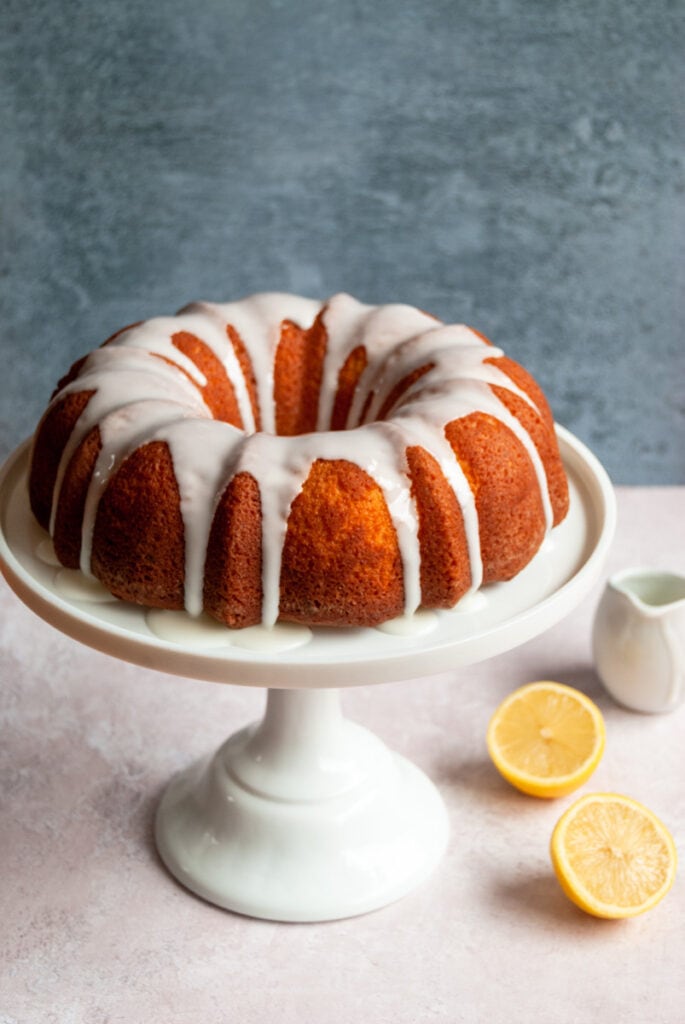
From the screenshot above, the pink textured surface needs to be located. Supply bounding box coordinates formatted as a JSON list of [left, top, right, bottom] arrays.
[[1, 487, 684, 1023]]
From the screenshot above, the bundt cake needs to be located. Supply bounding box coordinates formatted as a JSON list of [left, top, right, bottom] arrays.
[[28, 292, 570, 628]]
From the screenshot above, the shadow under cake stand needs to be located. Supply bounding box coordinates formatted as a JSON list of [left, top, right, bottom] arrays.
[[0, 427, 615, 922]]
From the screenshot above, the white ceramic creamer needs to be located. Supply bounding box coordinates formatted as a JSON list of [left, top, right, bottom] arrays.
[[593, 569, 685, 713]]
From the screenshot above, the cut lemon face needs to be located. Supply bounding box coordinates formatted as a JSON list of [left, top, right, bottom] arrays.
[[551, 793, 677, 918], [486, 681, 605, 798]]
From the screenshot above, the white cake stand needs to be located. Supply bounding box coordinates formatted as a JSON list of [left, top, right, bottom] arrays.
[[0, 429, 615, 921]]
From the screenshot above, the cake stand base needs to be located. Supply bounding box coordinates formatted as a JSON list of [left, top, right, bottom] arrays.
[[155, 688, 449, 921]]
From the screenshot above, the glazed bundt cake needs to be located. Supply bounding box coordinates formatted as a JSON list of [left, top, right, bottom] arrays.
[[29, 292, 569, 628]]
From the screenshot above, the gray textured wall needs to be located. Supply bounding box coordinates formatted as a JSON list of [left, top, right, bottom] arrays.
[[1, 0, 683, 482]]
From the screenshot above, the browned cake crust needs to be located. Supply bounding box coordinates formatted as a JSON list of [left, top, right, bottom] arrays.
[[280, 459, 404, 626], [203, 472, 263, 628]]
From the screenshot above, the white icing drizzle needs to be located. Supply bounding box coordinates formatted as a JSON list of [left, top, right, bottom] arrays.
[[453, 591, 488, 613], [344, 302, 439, 429], [36, 537, 61, 567], [54, 568, 118, 603], [145, 608, 235, 647], [175, 302, 257, 432], [210, 293, 320, 433], [48, 348, 209, 535], [316, 294, 374, 430], [79, 399, 196, 577], [155, 418, 244, 615], [229, 622, 312, 652], [145, 610, 312, 651], [42, 292, 563, 628], [106, 317, 211, 385], [376, 610, 439, 637], [387, 408, 484, 593]]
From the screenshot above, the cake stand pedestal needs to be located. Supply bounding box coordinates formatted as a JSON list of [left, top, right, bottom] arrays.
[[0, 428, 615, 921], [156, 686, 448, 920]]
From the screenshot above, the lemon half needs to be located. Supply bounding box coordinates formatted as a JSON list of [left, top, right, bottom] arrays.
[[486, 681, 605, 798], [551, 793, 677, 918]]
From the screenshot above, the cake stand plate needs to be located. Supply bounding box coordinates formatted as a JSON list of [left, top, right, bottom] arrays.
[[0, 429, 615, 921]]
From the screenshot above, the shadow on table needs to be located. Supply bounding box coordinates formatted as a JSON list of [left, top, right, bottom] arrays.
[[433, 754, 540, 812], [487, 869, 623, 933], [525, 662, 629, 724], [488, 870, 576, 926], [141, 782, 165, 857]]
